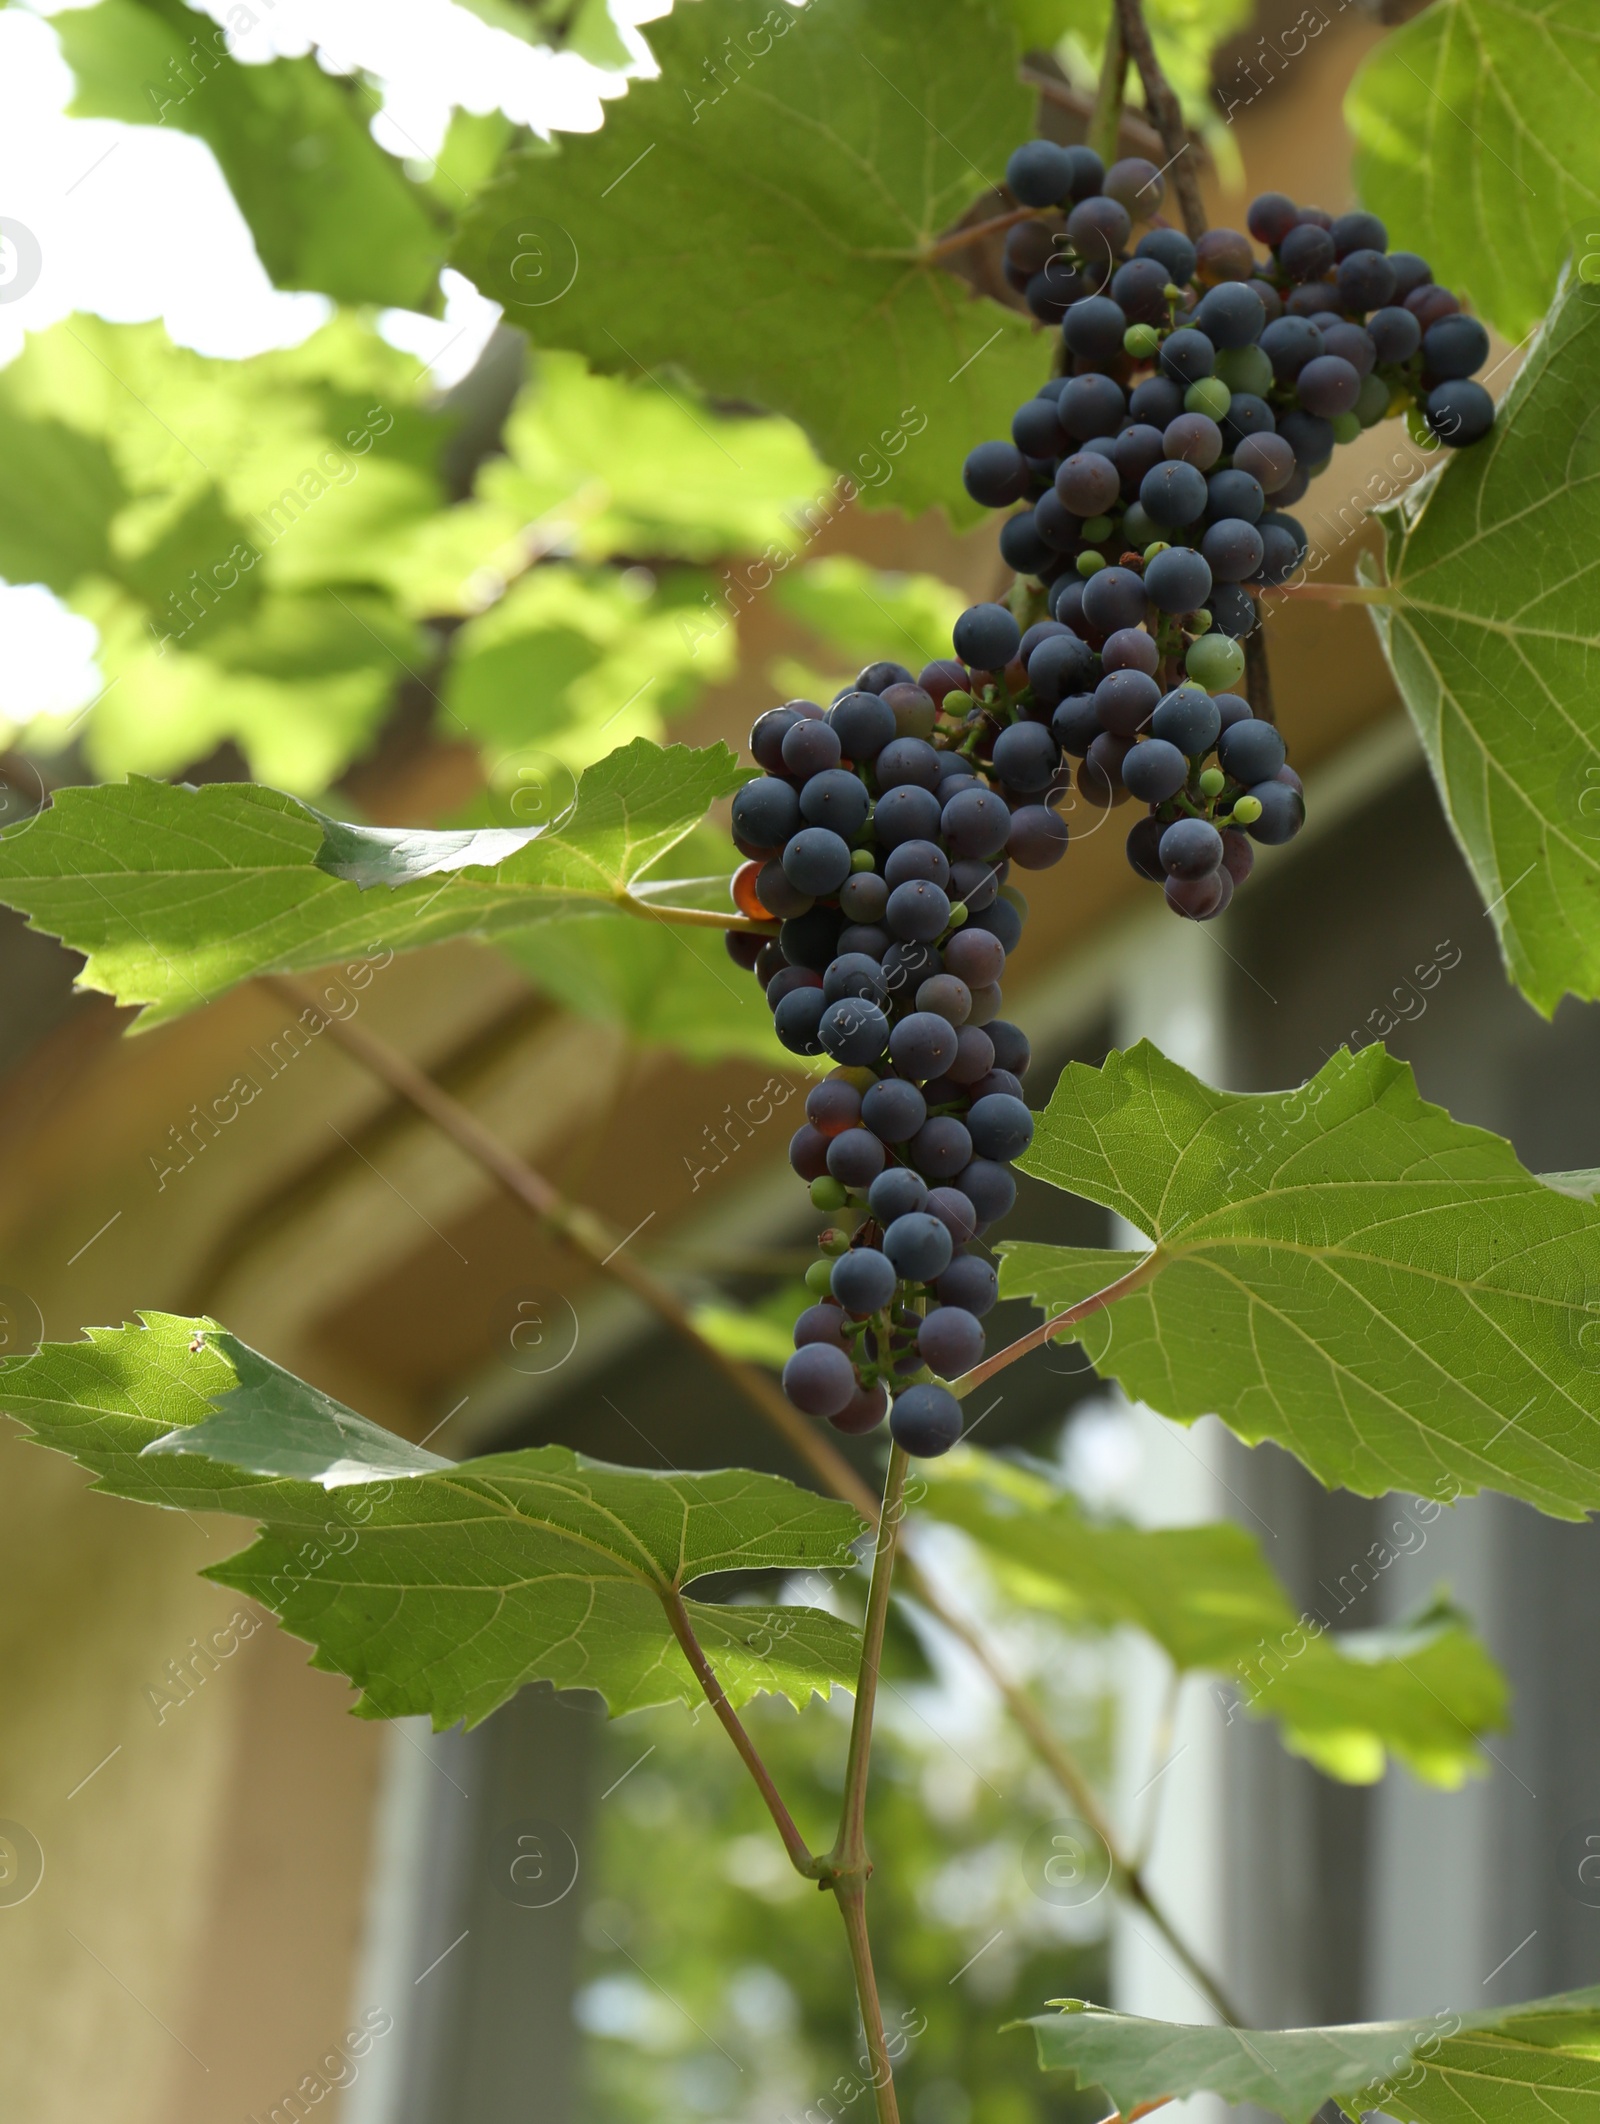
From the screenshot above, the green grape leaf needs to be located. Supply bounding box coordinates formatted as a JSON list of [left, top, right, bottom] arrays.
[[920, 1451, 1507, 1787], [2, 1313, 866, 1726], [0, 408, 126, 596], [501, 910, 792, 1067], [1346, 0, 1600, 343], [456, 0, 631, 68], [0, 739, 748, 1025], [56, 0, 442, 308], [998, 1041, 1600, 1521], [450, 0, 1044, 523], [1021, 1986, 1600, 2124], [774, 557, 968, 682], [1363, 273, 1600, 1016]]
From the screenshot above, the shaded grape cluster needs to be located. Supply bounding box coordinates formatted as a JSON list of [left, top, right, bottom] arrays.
[[724, 632, 1051, 1457]]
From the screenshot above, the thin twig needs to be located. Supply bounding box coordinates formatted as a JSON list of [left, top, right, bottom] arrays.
[[1112, 0, 1207, 242], [661, 1588, 820, 1878], [1020, 66, 1166, 162], [951, 1252, 1163, 1398], [269, 976, 1241, 2022], [1087, 15, 1129, 169], [919, 206, 1044, 263], [618, 892, 775, 935]]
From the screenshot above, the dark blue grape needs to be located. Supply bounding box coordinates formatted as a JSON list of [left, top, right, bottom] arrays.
[[1207, 583, 1259, 637], [1137, 227, 1196, 282], [889, 1010, 959, 1081], [1051, 694, 1101, 755], [1367, 306, 1421, 364], [1296, 355, 1361, 417], [1202, 518, 1265, 582], [1258, 510, 1308, 563], [868, 1165, 928, 1221], [1027, 261, 1086, 323], [884, 839, 950, 890], [1059, 373, 1127, 442], [999, 510, 1053, 576], [1151, 683, 1222, 755], [886, 879, 950, 942], [1276, 408, 1335, 466], [918, 1307, 985, 1376], [819, 997, 889, 1066], [780, 907, 845, 972], [1195, 281, 1266, 349], [1159, 817, 1224, 878], [794, 1301, 848, 1351], [967, 1093, 1034, 1162], [749, 705, 803, 773], [1279, 222, 1335, 281], [756, 860, 813, 921], [1145, 547, 1213, 614], [1082, 564, 1151, 632], [890, 1383, 964, 1457], [824, 952, 889, 1005], [934, 1252, 999, 1316], [1206, 470, 1265, 524], [1063, 144, 1106, 198], [1130, 374, 1185, 427], [1388, 252, 1433, 299], [862, 1078, 928, 1145], [1336, 248, 1396, 310], [992, 721, 1061, 792], [985, 1021, 1030, 1077], [1260, 316, 1322, 381], [769, 966, 823, 1013], [1422, 315, 1491, 382], [774, 985, 827, 1054], [941, 787, 1012, 861], [732, 776, 800, 849], [839, 870, 888, 923], [782, 827, 853, 897], [1214, 692, 1254, 730], [1032, 491, 1080, 552], [1322, 322, 1377, 377], [782, 718, 842, 778], [1247, 193, 1298, 246], [912, 1117, 973, 1180], [969, 896, 1023, 953], [1111, 423, 1167, 492], [883, 1211, 954, 1283], [882, 938, 940, 997], [1007, 139, 1077, 207], [877, 737, 941, 791], [1110, 255, 1171, 325], [1140, 460, 1209, 528], [1160, 328, 1216, 383], [963, 440, 1032, 508], [874, 784, 944, 849], [828, 690, 896, 758], [957, 1158, 1016, 1225], [1062, 295, 1128, 364], [1056, 451, 1122, 516], [1162, 413, 1224, 469], [1094, 668, 1160, 738], [1067, 194, 1132, 262], [858, 661, 914, 694], [1331, 209, 1387, 258], [1424, 378, 1494, 446], [1028, 630, 1095, 708], [799, 769, 870, 837], [837, 923, 888, 960], [1218, 718, 1287, 783], [827, 1126, 887, 1187], [1126, 814, 1166, 881], [1006, 805, 1069, 870], [953, 603, 1021, 671], [783, 1342, 856, 1416], [1122, 737, 1189, 803], [1012, 397, 1068, 457], [1244, 779, 1306, 844], [831, 1247, 897, 1315], [1220, 395, 1276, 449]]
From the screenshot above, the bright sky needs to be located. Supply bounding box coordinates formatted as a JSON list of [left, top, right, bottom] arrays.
[[0, 0, 669, 721]]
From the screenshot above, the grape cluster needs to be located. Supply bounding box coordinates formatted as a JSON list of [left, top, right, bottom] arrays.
[[724, 632, 1052, 1457]]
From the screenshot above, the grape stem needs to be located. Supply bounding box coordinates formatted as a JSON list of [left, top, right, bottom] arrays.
[[950, 1249, 1163, 1398], [1019, 66, 1167, 163], [1263, 580, 1395, 606], [1087, 12, 1128, 169], [913, 206, 1048, 264], [1113, 0, 1207, 244], [618, 891, 776, 935], [266, 975, 1241, 2024]]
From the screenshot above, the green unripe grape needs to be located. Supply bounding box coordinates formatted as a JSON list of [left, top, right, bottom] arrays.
[[804, 1257, 835, 1295], [1124, 323, 1161, 360], [999, 883, 1029, 917], [1122, 503, 1158, 547], [1163, 283, 1183, 303], [1186, 632, 1247, 692], [1199, 766, 1226, 797], [944, 689, 974, 715], [850, 847, 877, 872], [1184, 377, 1232, 421], [819, 1226, 851, 1256], [1076, 551, 1106, 578], [1215, 345, 1273, 398], [1330, 411, 1362, 445], [1231, 794, 1264, 825], [1142, 540, 1171, 562], [1356, 372, 1391, 428], [1080, 515, 1114, 543], [810, 1175, 848, 1211], [946, 902, 969, 928], [1189, 609, 1214, 636], [1405, 407, 1432, 448]]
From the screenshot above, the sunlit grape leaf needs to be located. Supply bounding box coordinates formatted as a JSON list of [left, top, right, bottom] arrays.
[[0, 407, 125, 596], [3, 1313, 866, 1726], [56, 0, 442, 308], [998, 1041, 1600, 1521], [456, 0, 630, 67], [0, 739, 748, 1025], [451, 0, 1044, 522], [920, 1451, 1506, 1786], [481, 351, 834, 565], [1021, 1986, 1600, 2124], [1347, 0, 1600, 342], [691, 1285, 816, 1372], [1362, 274, 1600, 1016], [501, 909, 791, 1066], [775, 557, 967, 683]]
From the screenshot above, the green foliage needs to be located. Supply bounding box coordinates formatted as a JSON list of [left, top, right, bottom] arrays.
[[456, 0, 631, 67], [1028, 0, 1255, 126], [451, 0, 1045, 522], [2, 1313, 866, 1726], [774, 557, 968, 688], [999, 1041, 1600, 1520], [1365, 274, 1600, 1016], [920, 1451, 1507, 1786], [1347, 0, 1600, 342], [0, 739, 747, 1025], [1022, 1987, 1600, 2124], [691, 1284, 817, 1369], [55, 0, 443, 308]]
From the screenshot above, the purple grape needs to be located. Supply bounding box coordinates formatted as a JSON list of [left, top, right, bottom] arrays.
[[916, 973, 971, 1023], [1130, 374, 1185, 427], [831, 1381, 888, 1436], [756, 860, 814, 921], [1141, 460, 1209, 528], [1202, 518, 1265, 583], [986, 1021, 1030, 1077], [1159, 817, 1224, 878], [1007, 138, 1077, 207], [868, 1165, 928, 1221], [1296, 355, 1361, 418], [941, 787, 1012, 861], [775, 986, 828, 1054], [1138, 227, 1196, 281], [1232, 432, 1296, 495], [1067, 194, 1132, 263], [953, 603, 1021, 671], [918, 1306, 985, 1377], [911, 1116, 973, 1180], [839, 870, 889, 923], [1110, 255, 1172, 325], [1424, 378, 1494, 446], [1145, 547, 1213, 614], [958, 1157, 1016, 1225], [1388, 252, 1433, 299], [1195, 281, 1266, 349], [1062, 294, 1128, 363], [944, 927, 1005, 987], [925, 1187, 979, 1247], [1165, 870, 1229, 921], [783, 827, 853, 897], [935, 1252, 999, 1316], [1162, 413, 1224, 469], [818, 998, 889, 1067], [1056, 451, 1122, 517], [1052, 694, 1101, 756], [1331, 209, 1387, 258], [1277, 409, 1335, 466], [993, 721, 1061, 792], [799, 769, 871, 837], [1422, 315, 1491, 382], [1095, 668, 1161, 738], [948, 1023, 997, 1083], [794, 1301, 848, 1351], [883, 1211, 955, 1283], [832, 1246, 898, 1315], [827, 1126, 887, 1188], [1013, 397, 1069, 458], [1027, 631, 1095, 710], [1367, 307, 1421, 364], [1007, 805, 1070, 870], [1151, 684, 1221, 755], [862, 1077, 927, 1144], [1103, 627, 1160, 676], [1220, 395, 1277, 449], [967, 1093, 1034, 1162], [889, 1011, 959, 1081], [749, 705, 803, 772], [1059, 373, 1127, 441], [857, 661, 915, 694], [964, 440, 1032, 508], [1336, 248, 1396, 311], [1247, 192, 1298, 247], [1082, 564, 1150, 633], [829, 690, 897, 758], [783, 1342, 856, 1416], [1321, 322, 1377, 377], [890, 1383, 964, 1457], [1279, 222, 1335, 282], [782, 717, 842, 779], [1260, 316, 1322, 381], [732, 776, 800, 849], [823, 952, 889, 1005], [875, 785, 944, 849], [1218, 718, 1288, 783], [1104, 155, 1165, 216], [999, 509, 1053, 576], [1126, 815, 1166, 881], [876, 737, 942, 792], [1244, 780, 1306, 844], [1160, 328, 1216, 384], [884, 838, 950, 889], [1122, 738, 1189, 803]]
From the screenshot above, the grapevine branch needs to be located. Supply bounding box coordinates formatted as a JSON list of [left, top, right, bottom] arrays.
[[266, 976, 1240, 2025], [1113, 0, 1206, 243], [1087, 14, 1129, 170]]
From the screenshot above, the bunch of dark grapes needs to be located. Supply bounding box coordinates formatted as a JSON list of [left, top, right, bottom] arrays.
[[723, 614, 1056, 1457], [962, 149, 1495, 899]]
